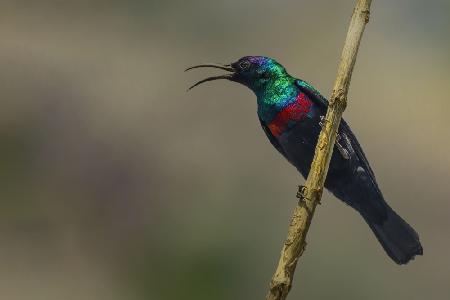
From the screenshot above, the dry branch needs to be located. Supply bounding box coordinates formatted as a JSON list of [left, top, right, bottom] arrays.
[[266, 1, 373, 300]]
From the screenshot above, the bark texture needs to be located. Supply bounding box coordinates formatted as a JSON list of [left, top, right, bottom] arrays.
[[266, 1, 373, 299]]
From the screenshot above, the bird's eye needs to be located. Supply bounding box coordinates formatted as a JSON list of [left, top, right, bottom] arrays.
[[239, 60, 250, 71]]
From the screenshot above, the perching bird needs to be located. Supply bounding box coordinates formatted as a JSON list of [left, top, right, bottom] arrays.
[[186, 56, 422, 264]]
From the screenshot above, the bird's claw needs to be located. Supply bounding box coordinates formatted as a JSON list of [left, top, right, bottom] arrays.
[[297, 185, 321, 206], [297, 185, 307, 200]]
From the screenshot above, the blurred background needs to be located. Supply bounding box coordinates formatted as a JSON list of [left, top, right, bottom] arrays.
[[1, 0, 449, 299]]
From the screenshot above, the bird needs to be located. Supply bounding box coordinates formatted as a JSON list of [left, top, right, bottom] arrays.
[[186, 56, 423, 264]]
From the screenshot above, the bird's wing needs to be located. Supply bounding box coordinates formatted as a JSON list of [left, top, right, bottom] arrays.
[[295, 78, 377, 180], [295, 79, 329, 108], [339, 119, 377, 180], [259, 116, 287, 157]]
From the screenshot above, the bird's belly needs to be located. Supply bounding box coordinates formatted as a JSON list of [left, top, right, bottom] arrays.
[[278, 120, 354, 192], [278, 119, 320, 177]]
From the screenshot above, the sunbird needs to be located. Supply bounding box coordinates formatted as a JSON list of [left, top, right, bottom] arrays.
[[187, 56, 422, 264]]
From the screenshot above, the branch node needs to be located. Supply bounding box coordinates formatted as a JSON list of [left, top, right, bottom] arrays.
[[330, 88, 347, 109], [362, 9, 370, 23]]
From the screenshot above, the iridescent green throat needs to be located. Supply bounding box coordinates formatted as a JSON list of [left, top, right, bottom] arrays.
[[255, 74, 298, 124]]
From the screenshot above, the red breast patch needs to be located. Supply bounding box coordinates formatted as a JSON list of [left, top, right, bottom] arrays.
[[268, 93, 312, 137]]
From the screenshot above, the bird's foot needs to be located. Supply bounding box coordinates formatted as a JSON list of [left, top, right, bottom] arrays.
[[296, 185, 307, 199]]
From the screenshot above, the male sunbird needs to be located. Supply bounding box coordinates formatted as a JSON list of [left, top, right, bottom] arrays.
[[187, 56, 422, 264]]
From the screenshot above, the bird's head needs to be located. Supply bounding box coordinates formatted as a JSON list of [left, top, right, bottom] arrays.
[[187, 56, 290, 95]]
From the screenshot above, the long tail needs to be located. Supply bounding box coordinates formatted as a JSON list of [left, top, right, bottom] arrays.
[[361, 205, 423, 264], [332, 167, 423, 264]]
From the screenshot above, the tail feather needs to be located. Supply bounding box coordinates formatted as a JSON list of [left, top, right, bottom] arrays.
[[362, 207, 423, 265], [330, 166, 423, 264]]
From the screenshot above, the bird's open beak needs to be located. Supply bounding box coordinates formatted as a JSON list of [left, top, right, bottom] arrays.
[[185, 63, 235, 91]]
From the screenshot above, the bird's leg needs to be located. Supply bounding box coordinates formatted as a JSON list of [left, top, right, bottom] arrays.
[[319, 116, 350, 160]]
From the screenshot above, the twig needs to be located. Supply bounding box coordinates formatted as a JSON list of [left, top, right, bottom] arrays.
[[266, 1, 373, 299]]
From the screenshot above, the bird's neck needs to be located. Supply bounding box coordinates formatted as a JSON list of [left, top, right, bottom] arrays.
[[257, 77, 314, 137]]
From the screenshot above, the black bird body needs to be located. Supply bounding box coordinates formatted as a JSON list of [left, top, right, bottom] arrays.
[[187, 56, 422, 264], [268, 96, 421, 265]]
